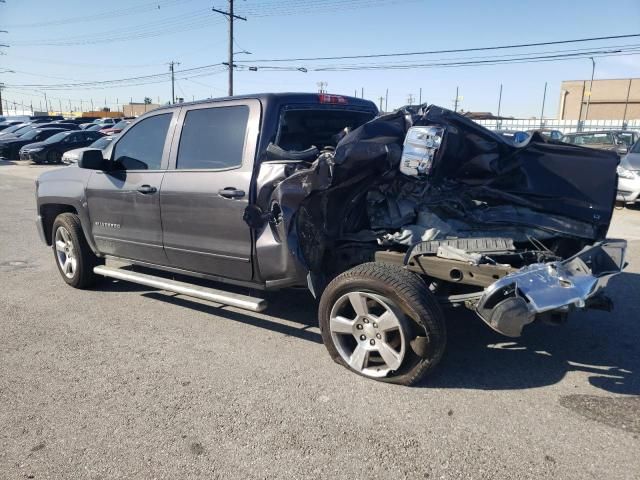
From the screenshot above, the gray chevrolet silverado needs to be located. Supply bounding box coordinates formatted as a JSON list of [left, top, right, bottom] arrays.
[[36, 93, 627, 385]]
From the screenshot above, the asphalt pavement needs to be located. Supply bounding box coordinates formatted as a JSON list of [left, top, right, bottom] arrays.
[[0, 160, 638, 479]]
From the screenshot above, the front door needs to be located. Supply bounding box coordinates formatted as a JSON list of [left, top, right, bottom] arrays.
[[86, 111, 176, 265], [160, 100, 260, 281]]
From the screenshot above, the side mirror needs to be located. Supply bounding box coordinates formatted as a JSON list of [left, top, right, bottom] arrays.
[[77, 149, 109, 170]]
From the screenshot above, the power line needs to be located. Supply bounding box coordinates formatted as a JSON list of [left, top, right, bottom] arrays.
[[3, 0, 197, 28], [239, 33, 640, 63]]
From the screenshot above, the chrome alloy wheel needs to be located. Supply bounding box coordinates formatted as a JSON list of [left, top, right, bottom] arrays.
[[55, 226, 77, 279], [329, 292, 407, 378]]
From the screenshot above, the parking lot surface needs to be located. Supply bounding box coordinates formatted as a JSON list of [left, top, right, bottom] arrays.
[[1, 160, 639, 479]]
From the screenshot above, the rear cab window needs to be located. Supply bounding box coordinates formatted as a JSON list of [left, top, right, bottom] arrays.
[[274, 106, 376, 151]]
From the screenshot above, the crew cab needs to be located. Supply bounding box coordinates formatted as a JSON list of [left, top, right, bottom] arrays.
[[36, 93, 626, 385]]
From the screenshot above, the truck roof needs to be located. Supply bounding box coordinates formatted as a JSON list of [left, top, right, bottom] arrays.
[[154, 92, 379, 113]]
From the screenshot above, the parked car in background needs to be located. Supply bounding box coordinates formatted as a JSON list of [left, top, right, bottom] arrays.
[[45, 122, 81, 130], [20, 130, 105, 164], [527, 129, 563, 141], [79, 118, 121, 130], [561, 130, 638, 155], [496, 130, 530, 143], [62, 134, 117, 164], [0, 123, 33, 140], [100, 119, 131, 135], [84, 124, 107, 132], [0, 128, 68, 159], [0, 120, 26, 131], [61, 117, 101, 125], [616, 140, 640, 204]]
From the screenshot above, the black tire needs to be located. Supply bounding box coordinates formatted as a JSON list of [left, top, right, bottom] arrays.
[[52, 213, 103, 289], [319, 262, 447, 386], [47, 150, 61, 164]]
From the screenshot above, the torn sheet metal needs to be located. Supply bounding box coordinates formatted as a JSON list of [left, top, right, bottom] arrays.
[[475, 240, 627, 337]]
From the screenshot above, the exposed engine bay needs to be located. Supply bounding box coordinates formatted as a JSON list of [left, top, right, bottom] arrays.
[[248, 105, 626, 337]]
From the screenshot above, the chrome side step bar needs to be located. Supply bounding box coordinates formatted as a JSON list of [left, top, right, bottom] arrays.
[[94, 265, 268, 312]]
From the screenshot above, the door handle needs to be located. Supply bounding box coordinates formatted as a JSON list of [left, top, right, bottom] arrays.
[[218, 187, 245, 199], [137, 184, 157, 194]]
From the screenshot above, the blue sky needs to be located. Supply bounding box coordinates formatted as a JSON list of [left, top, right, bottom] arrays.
[[1, 0, 639, 117]]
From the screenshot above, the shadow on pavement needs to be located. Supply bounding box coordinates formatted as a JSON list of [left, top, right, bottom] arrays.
[[424, 272, 640, 395], [97, 266, 640, 394]]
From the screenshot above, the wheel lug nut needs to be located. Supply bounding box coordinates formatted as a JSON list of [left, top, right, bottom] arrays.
[[370, 339, 375, 345], [373, 323, 378, 328], [363, 318, 369, 324], [376, 333, 381, 339], [356, 324, 363, 330], [360, 335, 366, 341]]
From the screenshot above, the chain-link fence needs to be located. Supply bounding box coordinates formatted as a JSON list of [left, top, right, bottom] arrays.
[[474, 118, 640, 134]]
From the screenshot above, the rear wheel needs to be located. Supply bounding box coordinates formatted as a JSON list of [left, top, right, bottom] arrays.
[[319, 262, 447, 385], [52, 213, 102, 288]]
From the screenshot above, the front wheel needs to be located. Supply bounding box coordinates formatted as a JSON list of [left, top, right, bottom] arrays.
[[52, 213, 102, 288], [47, 150, 62, 164], [319, 262, 447, 386]]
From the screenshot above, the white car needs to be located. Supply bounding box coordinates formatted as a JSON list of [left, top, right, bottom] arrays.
[[617, 140, 640, 204], [61, 135, 117, 164]]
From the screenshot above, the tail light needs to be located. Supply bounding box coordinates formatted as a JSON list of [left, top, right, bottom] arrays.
[[400, 126, 445, 177], [319, 94, 348, 105]]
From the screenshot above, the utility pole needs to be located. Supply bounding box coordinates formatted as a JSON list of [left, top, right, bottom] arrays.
[[497, 84, 503, 117], [385, 88, 388, 112], [212, 1, 247, 96], [168, 61, 180, 104], [317, 81, 328, 93], [540, 82, 547, 128], [453, 86, 460, 112], [623, 78, 633, 122], [378, 96, 384, 113], [584, 57, 596, 121], [419, 88, 422, 105], [361, 87, 364, 99], [43, 91, 48, 113], [407, 93, 414, 105], [0, 83, 3, 116]]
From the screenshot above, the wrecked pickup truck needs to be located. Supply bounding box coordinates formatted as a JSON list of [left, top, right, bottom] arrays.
[[35, 93, 626, 385]]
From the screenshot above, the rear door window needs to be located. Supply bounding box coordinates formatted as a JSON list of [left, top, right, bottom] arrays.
[[176, 106, 249, 170]]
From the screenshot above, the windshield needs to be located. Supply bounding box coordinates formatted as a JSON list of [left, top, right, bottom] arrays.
[[20, 130, 41, 140], [630, 140, 640, 154], [90, 136, 114, 149], [44, 132, 71, 144], [617, 132, 637, 147], [112, 120, 129, 129], [2, 124, 26, 134]]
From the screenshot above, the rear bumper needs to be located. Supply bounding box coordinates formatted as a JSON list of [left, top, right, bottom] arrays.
[[475, 240, 627, 337]]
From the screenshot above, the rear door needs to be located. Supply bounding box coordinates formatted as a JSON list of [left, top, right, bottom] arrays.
[[86, 110, 178, 265], [160, 99, 260, 280]]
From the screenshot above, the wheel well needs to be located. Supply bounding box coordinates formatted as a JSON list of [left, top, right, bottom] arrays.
[[40, 204, 78, 245]]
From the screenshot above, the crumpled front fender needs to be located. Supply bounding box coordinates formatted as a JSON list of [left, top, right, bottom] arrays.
[[475, 239, 627, 337]]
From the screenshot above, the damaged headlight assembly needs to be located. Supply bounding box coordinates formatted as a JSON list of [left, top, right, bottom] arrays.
[[399, 126, 445, 177]]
